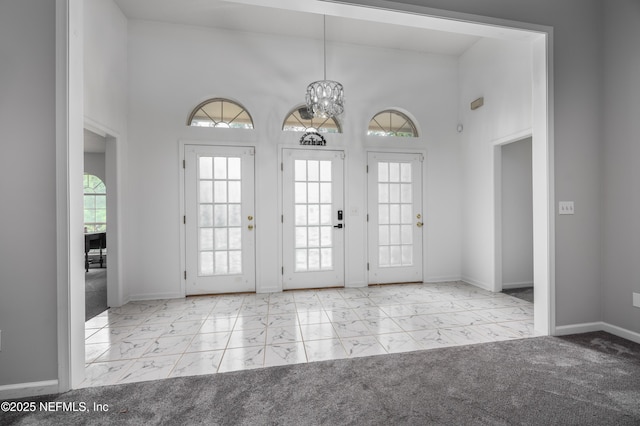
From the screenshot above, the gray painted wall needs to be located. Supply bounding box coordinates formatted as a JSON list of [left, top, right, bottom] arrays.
[[0, 0, 58, 385], [602, 0, 640, 334]]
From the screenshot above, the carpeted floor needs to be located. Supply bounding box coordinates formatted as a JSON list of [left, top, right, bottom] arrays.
[[85, 267, 107, 321], [503, 287, 534, 303], [3, 331, 639, 425]]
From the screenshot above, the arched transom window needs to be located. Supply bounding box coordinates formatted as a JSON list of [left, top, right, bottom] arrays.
[[84, 174, 106, 233], [283, 106, 341, 134], [188, 98, 254, 129], [367, 110, 418, 137]]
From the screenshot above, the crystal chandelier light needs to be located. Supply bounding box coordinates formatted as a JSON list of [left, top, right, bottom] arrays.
[[305, 15, 344, 118]]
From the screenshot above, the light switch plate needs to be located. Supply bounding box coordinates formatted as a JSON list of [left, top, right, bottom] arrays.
[[633, 292, 640, 308], [559, 201, 574, 215]]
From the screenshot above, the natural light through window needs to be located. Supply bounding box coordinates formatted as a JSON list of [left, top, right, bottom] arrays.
[[368, 110, 418, 137], [283, 106, 341, 133], [188, 98, 254, 129], [84, 174, 106, 233]]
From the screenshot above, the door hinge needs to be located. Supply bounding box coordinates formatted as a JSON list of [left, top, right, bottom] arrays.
[[183, 159, 186, 169], [367, 263, 370, 271], [281, 214, 284, 223], [281, 162, 283, 171], [366, 213, 369, 222], [366, 165, 369, 173], [281, 266, 284, 275], [183, 215, 186, 224], [184, 271, 187, 280]]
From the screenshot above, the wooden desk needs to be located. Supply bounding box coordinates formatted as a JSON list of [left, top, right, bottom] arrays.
[[85, 232, 106, 272]]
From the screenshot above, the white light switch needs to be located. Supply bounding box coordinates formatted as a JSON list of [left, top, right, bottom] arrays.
[[559, 201, 574, 215], [633, 292, 640, 308]]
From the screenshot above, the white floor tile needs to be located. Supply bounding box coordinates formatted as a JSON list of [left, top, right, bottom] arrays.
[[227, 327, 267, 348], [266, 325, 303, 345], [142, 335, 194, 358], [187, 332, 231, 352], [341, 336, 387, 358], [304, 339, 347, 362], [264, 342, 307, 367], [375, 332, 423, 354], [117, 355, 181, 384], [169, 351, 224, 378], [85, 281, 535, 388], [218, 346, 265, 373]]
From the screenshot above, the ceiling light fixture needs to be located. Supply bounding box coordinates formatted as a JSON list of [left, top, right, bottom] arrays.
[[305, 15, 344, 119]]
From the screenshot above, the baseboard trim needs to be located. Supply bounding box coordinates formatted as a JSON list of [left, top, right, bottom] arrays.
[[128, 292, 184, 302], [554, 321, 640, 345], [425, 276, 462, 283], [554, 322, 603, 336], [502, 281, 533, 290], [0, 380, 59, 401], [460, 276, 493, 292], [602, 322, 640, 345]]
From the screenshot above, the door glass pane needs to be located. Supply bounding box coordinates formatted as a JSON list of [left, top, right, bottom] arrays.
[[198, 155, 243, 276], [376, 161, 413, 268], [294, 158, 334, 272]]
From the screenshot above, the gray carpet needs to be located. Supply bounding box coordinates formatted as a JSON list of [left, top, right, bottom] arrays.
[[503, 287, 534, 303], [85, 267, 107, 321], [3, 332, 639, 425]]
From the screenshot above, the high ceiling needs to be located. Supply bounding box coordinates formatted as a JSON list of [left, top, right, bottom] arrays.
[[112, 0, 482, 56]]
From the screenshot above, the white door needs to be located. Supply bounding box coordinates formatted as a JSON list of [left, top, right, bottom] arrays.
[[185, 145, 255, 295], [282, 149, 345, 289], [367, 152, 423, 284]]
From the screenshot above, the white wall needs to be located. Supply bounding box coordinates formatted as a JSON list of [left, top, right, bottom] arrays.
[[458, 38, 533, 289], [125, 20, 461, 298], [501, 137, 533, 288], [0, 0, 58, 387], [84, 0, 128, 133], [84, 0, 128, 308], [602, 0, 640, 335], [84, 152, 106, 183]]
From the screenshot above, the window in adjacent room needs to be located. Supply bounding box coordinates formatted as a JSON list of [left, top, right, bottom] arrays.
[[188, 98, 254, 129], [84, 174, 106, 233], [282, 105, 341, 133], [367, 110, 418, 137]]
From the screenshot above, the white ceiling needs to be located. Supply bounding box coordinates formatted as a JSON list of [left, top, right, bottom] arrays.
[[113, 0, 482, 56]]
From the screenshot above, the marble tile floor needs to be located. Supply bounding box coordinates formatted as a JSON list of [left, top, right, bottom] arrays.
[[81, 281, 538, 388]]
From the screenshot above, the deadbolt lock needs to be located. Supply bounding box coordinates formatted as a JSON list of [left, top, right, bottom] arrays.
[[248, 215, 253, 221], [416, 214, 422, 219]]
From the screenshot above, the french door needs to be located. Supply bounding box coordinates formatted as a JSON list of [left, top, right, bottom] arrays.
[[282, 149, 345, 289], [185, 145, 255, 295], [367, 152, 423, 284]]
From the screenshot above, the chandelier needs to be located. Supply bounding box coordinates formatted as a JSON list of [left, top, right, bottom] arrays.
[[305, 15, 344, 118]]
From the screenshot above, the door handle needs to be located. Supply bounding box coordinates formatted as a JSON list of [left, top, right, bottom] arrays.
[[248, 224, 254, 230], [333, 224, 343, 229], [416, 222, 423, 228]]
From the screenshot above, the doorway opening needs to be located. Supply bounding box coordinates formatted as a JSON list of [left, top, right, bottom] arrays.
[[495, 137, 534, 304]]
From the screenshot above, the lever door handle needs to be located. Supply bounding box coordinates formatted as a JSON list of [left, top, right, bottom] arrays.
[[333, 224, 343, 229]]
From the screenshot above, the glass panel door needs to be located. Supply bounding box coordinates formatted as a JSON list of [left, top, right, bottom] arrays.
[[185, 145, 255, 294], [283, 149, 344, 289], [367, 152, 423, 284]]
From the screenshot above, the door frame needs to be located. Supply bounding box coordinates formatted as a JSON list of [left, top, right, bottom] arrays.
[[278, 145, 350, 290], [365, 148, 427, 286], [494, 133, 534, 294], [179, 141, 257, 296]]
